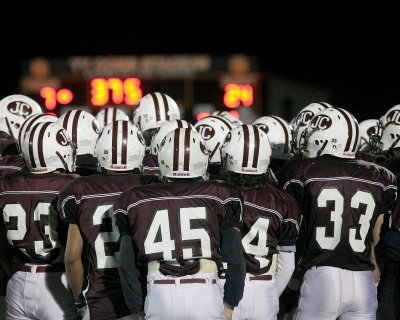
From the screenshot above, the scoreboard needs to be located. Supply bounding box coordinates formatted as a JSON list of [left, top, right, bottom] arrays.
[[19, 54, 263, 121]]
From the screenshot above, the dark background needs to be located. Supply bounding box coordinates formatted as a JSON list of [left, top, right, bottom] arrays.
[[1, 3, 399, 121]]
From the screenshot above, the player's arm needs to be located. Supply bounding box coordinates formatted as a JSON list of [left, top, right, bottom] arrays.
[[220, 226, 246, 319], [0, 226, 12, 277], [371, 214, 384, 285], [64, 224, 85, 303], [114, 206, 144, 315]]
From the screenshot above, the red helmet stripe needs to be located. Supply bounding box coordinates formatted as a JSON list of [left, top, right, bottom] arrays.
[[71, 110, 82, 147], [112, 121, 119, 164], [150, 93, 161, 122], [252, 126, 260, 168], [337, 108, 355, 152], [104, 108, 108, 125], [19, 114, 46, 145], [121, 120, 128, 165], [183, 129, 191, 171], [318, 102, 331, 109], [112, 107, 117, 122], [37, 122, 52, 167], [160, 93, 170, 121], [173, 129, 180, 171], [242, 125, 250, 167], [272, 116, 289, 154], [62, 110, 72, 131], [28, 123, 41, 168]]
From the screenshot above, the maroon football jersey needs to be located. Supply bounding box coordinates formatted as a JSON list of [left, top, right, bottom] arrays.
[[114, 180, 243, 276], [241, 186, 301, 275], [355, 150, 387, 164], [0, 155, 26, 176], [380, 156, 400, 230], [0, 172, 78, 274], [142, 153, 160, 175], [280, 155, 397, 271], [0, 132, 19, 156], [57, 173, 159, 319]]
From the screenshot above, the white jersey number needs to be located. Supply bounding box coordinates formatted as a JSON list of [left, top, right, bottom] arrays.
[[2, 202, 60, 257], [316, 188, 375, 252], [144, 207, 211, 262], [242, 217, 270, 268], [92, 204, 120, 269]]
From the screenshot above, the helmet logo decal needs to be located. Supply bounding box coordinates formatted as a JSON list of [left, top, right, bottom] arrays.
[[7, 101, 33, 118], [56, 129, 69, 146], [310, 115, 332, 130], [367, 126, 377, 136], [255, 123, 269, 134], [296, 111, 314, 126], [196, 124, 215, 140], [387, 110, 400, 125]]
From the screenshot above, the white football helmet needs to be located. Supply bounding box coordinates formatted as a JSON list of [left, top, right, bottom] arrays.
[[379, 104, 400, 129], [0, 116, 13, 136], [95, 120, 146, 172], [194, 115, 234, 163], [252, 115, 292, 159], [132, 92, 180, 132], [21, 122, 76, 174], [292, 102, 333, 153], [18, 113, 58, 152], [302, 107, 360, 159], [358, 119, 379, 152], [212, 110, 243, 126], [220, 124, 271, 175], [57, 110, 101, 156], [150, 119, 194, 155], [0, 94, 43, 138], [158, 128, 209, 180], [95, 107, 129, 128]]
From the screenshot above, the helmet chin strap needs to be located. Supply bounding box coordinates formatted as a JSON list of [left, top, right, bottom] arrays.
[[56, 151, 69, 172], [317, 140, 329, 156]]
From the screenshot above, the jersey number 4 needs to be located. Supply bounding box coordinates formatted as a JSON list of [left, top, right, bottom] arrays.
[[316, 188, 375, 252]]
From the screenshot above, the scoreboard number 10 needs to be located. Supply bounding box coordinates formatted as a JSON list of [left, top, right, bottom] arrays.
[[40, 77, 143, 110]]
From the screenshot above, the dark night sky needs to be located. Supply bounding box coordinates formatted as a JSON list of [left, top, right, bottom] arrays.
[[1, 3, 400, 120]]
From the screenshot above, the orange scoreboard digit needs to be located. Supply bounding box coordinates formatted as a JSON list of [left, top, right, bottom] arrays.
[[40, 77, 143, 111]]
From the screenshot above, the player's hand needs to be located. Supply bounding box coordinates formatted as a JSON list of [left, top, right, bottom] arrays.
[[372, 266, 381, 285], [132, 311, 146, 320], [223, 302, 233, 320], [75, 300, 89, 319]]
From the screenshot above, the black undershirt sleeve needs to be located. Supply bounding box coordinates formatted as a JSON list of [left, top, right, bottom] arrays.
[[220, 227, 246, 308], [118, 234, 143, 314]]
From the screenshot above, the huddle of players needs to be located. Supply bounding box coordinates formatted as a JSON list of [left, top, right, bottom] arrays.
[[0, 92, 399, 320]]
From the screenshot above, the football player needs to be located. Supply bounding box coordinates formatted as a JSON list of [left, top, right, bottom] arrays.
[[219, 124, 301, 320], [145, 119, 193, 176], [132, 92, 181, 175], [368, 112, 400, 319], [0, 94, 43, 139], [95, 106, 129, 129], [57, 109, 101, 176], [279, 107, 397, 320], [57, 120, 159, 320], [194, 115, 235, 179], [0, 121, 78, 319], [252, 115, 293, 176], [114, 127, 246, 320]]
